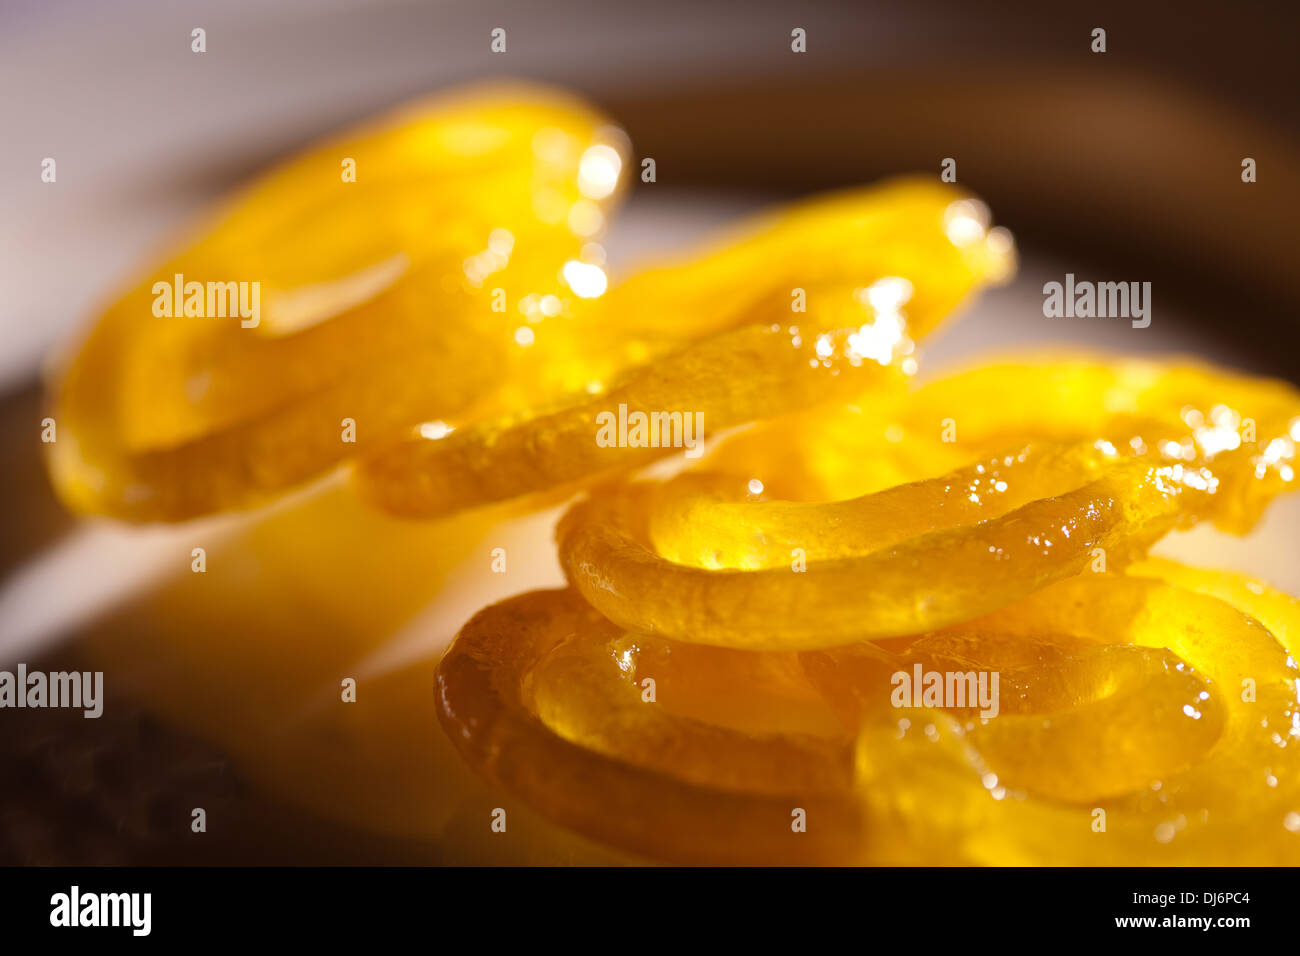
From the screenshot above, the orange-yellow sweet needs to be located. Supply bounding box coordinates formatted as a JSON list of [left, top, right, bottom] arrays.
[[45, 82, 1300, 866]]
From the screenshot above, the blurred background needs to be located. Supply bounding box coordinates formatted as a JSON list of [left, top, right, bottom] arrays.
[[1, 0, 1297, 863]]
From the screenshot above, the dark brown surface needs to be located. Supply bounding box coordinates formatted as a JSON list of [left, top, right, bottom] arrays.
[[0, 644, 437, 865]]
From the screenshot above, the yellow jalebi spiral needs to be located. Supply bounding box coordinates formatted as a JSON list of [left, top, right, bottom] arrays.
[[354, 187, 1013, 518], [435, 587, 859, 865], [438, 358, 1300, 864], [710, 355, 1300, 530], [436, 566, 1300, 864], [553, 359, 1300, 648], [840, 567, 1300, 865], [47, 84, 631, 520]]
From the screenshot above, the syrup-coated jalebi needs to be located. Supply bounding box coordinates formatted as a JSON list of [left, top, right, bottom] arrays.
[[46, 83, 1300, 865], [438, 356, 1300, 863]]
